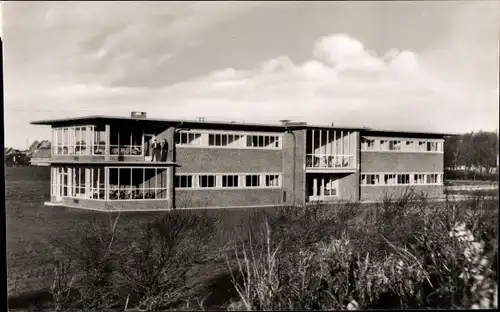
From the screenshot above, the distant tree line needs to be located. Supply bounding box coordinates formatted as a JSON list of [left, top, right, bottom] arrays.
[[444, 130, 499, 180]]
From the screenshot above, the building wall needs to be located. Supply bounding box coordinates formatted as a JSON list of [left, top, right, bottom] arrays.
[[360, 151, 444, 201], [360, 185, 445, 201], [282, 129, 307, 206], [175, 147, 282, 173], [105, 200, 171, 211], [175, 189, 283, 208], [155, 126, 176, 161], [338, 172, 358, 201], [60, 197, 107, 210], [58, 197, 171, 211], [174, 146, 284, 207], [361, 152, 444, 172]]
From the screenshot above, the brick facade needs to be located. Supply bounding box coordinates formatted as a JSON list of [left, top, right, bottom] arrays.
[[282, 129, 306, 206], [38, 116, 449, 210], [175, 189, 283, 208], [361, 152, 444, 173], [360, 185, 445, 201], [175, 147, 282, 173]]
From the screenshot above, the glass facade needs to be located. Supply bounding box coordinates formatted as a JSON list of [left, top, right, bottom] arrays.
[[51, 126, 144, 156], [51, 166, 170, 201]]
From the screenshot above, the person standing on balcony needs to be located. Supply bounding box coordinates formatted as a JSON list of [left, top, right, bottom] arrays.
[[154, 138, 162, 162], [151, 138, 158, 162], [160, 139, 168, 162]]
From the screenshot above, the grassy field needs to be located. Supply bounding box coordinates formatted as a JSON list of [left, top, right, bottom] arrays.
[[6, 167, 499, 311], [6, 167, 284, 310]]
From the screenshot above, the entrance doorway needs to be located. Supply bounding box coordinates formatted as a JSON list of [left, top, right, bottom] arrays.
[[143, 134, 156, 161], [307, 173, 339, 202], [55, 167, 69, 201]]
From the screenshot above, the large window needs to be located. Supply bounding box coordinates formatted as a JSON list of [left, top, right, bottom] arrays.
[[361, 137, 444, 153], [389, 140, 401, 151], [361, 138, 375, 151], [397, 174, 410, 185], [361, 172, 444, 186], [222, 175, 239, 187], [73, 167, 86, 197], [52, 126, 113, 156], [110, 129, 143, 156], [199, 175, 216, 188], [361, 174, 380, 185], [246, 135, 280, 148], [265, 174, 280, 187], [93, 126, 106, 155], [52, 126, 93, 155], [414, 174, 425, 185], [175, 173, 282, 189], [176, 132, 202, 146], [384, 174, 397, 185], [175, 175, 193, 188], [51, 167, 105, 200], [323, 176, 338, 196], [176, 131, 282, 149], [245, 174, 260, 187], [108, 167, 168, 200], [208, 133, 243, 147]]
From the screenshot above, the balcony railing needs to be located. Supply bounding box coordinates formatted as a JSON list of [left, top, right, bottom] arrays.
[[306, 154, 354, 169], [109, 145, 143, 156]]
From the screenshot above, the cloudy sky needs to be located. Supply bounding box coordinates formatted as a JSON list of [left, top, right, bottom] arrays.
[[3, 1, 499, 149]]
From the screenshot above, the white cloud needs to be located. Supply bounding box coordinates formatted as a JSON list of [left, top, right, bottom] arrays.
[[14, 33, 495, 136], [3, 0, 498, 149]]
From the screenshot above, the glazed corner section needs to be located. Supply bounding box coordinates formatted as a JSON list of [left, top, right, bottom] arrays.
[[44, 121, 178, 211], [46, 164, 176, 211]]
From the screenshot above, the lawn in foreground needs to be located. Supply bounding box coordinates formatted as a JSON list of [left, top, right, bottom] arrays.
[[6, 167, 499, 310]]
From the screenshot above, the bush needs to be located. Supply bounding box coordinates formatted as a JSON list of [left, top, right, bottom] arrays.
[[48, 211, 220, 311], [445, 169, 499, 181], [226, 195, 498, 310], [46, 194, 498, 311]]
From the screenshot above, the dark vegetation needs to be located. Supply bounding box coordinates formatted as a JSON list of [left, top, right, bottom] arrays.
[[444, 130, 499, 181], [7, 167, 499, 311]]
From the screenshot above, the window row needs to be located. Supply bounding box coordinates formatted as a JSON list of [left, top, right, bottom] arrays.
[[53, 126, 106, 155], [175, 131, 282, 149], [175, 173, 282, 189], [361, 173, 443, 185], [51, 167, 170, 201], [361, 138, 444, 152], [53, 127, 160, 157]]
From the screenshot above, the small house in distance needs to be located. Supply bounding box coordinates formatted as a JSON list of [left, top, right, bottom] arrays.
[[30, 112, 453, 211]]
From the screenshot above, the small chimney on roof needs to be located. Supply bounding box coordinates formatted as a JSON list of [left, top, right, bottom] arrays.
[[131, 111, 147, 118], [196, 117, 206, 122], [331, 122, 335, 126]]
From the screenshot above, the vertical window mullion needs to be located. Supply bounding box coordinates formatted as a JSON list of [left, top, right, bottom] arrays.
[[154, 168, 158, 198], [333, 131, 336, 155], [312, 129, 315, 157]]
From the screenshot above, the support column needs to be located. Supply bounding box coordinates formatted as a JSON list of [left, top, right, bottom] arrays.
[[105, 167, 109, 201], [105, 124, 110, 161], [167, 166, 174, 209], [85, 168, 91, 199], [355, 131, 361, 201]]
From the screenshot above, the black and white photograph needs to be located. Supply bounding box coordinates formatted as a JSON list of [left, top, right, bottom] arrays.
[[3, 1, 499, 311]]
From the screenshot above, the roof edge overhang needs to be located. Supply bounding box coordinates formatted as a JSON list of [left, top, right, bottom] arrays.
[[30, 115, 460, 137], [48, 160, 180, 167], [361, 129, 460, 138]]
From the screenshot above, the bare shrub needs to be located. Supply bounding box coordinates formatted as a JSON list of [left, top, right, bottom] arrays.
[[226, 194, 498, 311], [49, 213, 123, 312], [116, 211, 218, 311]]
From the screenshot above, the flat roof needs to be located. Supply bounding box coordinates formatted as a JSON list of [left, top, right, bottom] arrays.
[[30, 115, 457, 137]]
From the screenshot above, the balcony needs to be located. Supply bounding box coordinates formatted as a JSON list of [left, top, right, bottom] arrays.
[[305, 154, 355, 171]]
